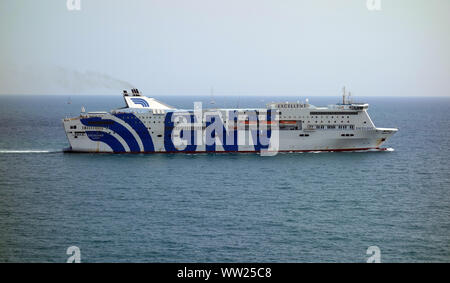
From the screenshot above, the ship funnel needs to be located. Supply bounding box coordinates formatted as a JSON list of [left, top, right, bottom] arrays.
[[130, 88, 140, 96]]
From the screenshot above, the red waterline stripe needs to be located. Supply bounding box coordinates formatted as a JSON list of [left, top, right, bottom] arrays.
[[64, 147, 387, 154]]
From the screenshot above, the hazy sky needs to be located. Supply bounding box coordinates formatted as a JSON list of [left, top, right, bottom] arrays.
[[0, 0, 449, 96]]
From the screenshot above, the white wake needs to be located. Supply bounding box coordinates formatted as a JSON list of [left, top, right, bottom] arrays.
[[0, 150, 61, 154]]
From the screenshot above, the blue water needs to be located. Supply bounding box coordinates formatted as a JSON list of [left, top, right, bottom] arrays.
[[0, 95, 449, 262]]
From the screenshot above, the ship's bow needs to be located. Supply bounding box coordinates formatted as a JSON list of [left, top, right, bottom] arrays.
[[375, 127, 398, 148]]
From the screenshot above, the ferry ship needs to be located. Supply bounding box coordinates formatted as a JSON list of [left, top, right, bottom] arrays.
[[62, 88, 397, 154]]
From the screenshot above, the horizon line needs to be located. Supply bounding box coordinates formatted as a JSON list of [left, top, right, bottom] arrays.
[[0, 93, 449, 98]]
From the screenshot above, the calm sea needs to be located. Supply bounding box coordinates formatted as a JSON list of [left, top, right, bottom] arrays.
[[0, 95, 449, 262]]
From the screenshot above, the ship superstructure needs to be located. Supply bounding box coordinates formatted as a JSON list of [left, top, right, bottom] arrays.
[[62, 88, 397, 153]]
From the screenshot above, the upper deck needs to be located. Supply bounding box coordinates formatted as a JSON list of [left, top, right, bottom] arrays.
[[76, 88, 371, 121]]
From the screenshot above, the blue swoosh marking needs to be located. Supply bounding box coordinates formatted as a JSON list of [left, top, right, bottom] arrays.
[[114, 113, 155, 152], [80, 117, 140, 152], [85, 131, 126, 153]]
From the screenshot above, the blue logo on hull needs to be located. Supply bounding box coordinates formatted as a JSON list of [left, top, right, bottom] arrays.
[[205, 113, 238, 152], [164, 112, 197, 152]]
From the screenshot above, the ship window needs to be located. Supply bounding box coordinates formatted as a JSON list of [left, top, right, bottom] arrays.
[[310, 112, 357, 116]]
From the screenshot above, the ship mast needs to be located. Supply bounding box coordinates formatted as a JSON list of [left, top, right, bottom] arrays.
[[342, 86, 346, 104], [210, 87, 216, 105]]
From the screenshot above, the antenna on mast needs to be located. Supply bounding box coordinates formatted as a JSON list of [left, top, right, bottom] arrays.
[[342, 86, 346, 104], [210, 86, 215, 105]]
